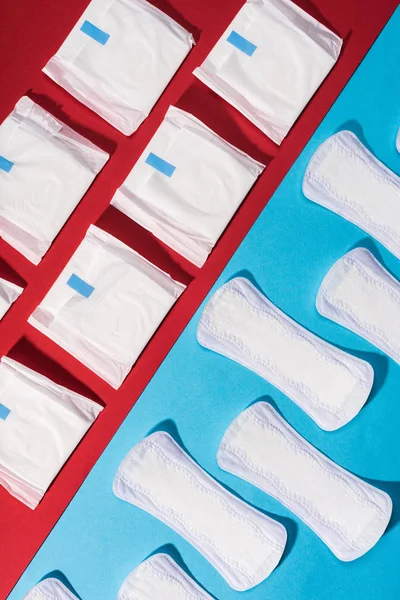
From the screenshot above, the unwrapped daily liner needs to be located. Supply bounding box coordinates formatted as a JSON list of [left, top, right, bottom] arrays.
[[0, 96, 108, 264], [317, 247, 400, 364], [111, 105, 265, 267], [197, 277, 373, 431], [218, 402, 392, 561], [22, 579, 79, 600], [194, 0, 342, 144], [43, 0, 195, 134], [0, 357, 102, 509], [117, 553, 214, 600], [303, 130, 400, 260], [113, 431, 287, 591]]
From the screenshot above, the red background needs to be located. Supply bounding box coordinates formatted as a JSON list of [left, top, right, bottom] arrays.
[[0, 0, 398, 596]]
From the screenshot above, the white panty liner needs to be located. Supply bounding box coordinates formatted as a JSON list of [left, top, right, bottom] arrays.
[[317, 247, 400, 364], [197, 277, 373, 431], [303, 130, 400, 260], [22, 578, 79, 600], [218, 402, 392, 561], [0, 276, 23, 321], [117, 553, 213, 600], [113, 431, 287, 591]]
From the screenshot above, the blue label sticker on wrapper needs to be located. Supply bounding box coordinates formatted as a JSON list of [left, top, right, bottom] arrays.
[[67, 274, 95, 298], [145, 153, 176, 177], [226, 31, 257, 56]]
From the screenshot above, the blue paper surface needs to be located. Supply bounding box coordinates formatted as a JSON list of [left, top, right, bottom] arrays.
[[8, 9, 400, 600], [226, 30, 257, 56]]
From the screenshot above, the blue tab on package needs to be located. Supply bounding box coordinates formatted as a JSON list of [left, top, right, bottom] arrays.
[[0, 156, 14, 173], [0, 403, 10, 421], [227, 30, 257, 56], [145, 153, 176, 177], [67, 274, 95, 298], [80, 20, 110, 45]]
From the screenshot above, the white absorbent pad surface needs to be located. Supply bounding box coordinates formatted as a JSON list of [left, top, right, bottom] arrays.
[[317, 247, 400, 365], [0, 357, 102, 509], [111, 106, 265, 267], [218, 402, 392, 561], [113, 431, 287, 591], [43, 0, 194, 135], [193, 0, 342, 145], [0, 277, 23, 321], [197, 277, 373, 431], [23, 578, 79, 600], [303, 130, 400, 260], [117, 553, 213, 600], [0, 96, 109, 264], [28, 225, 185, 389]]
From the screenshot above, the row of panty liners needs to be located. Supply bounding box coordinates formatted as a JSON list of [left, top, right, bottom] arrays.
[[28, 224, 185, 389], [0, 276, 23, 320], [0, 96, 109, 264], [0, 356, 102, 509], [23, 554, 214, 600], [112, 412, 391, 592], [42, 0, 342, 144], [111, 105, 265, 267]]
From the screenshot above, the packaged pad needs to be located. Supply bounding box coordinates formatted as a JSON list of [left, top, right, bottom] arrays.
[[113, 431, 287, 591], [218, 402, 392, 561], [0, 96, 109, 264], [23, 579, 79, 600], [194, 0, 342, 144], [111, 105, 265, 267], [0, 357, 102, 509], [317, 247, 400, 364], [117, 553, 214, 600], [303, 130, 400, 260], [29, 225, 185, 388], [0, 277, 23, 321], [43, 0, 195, 134], [197, 277, 373, 431]]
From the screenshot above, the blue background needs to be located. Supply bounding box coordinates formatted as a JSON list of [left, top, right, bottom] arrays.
[[9, 9, 400, 600]]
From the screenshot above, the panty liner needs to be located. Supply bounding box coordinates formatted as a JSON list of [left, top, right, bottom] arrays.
[[303, 130, 400, 260], [22, 578, 78, 600], [117, 553, 213, 600], [113, 431, 287, 591], [197, 277, 373, 431], [317, 247, 400, 364], [218, 402, 392, 561], [0, 276, 23, 320]]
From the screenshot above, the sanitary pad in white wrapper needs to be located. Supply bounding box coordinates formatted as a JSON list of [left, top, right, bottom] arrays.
[[0, 357, 102, 509], [29, 225, 185, 389], [117, 553, 213, 600], [113, 431, 287, 591], [0, 277, 23, 321], [111, 106, 265, 267], [303, 130, 400, 259], [197, 277, 373, 431], [43, 0, 194, 135], [317, 247, 400, 364], [0, 96, 108, 264], [193, 0, 342, 145], [23, 579, 79, 600], [218, 402, 392, 561]]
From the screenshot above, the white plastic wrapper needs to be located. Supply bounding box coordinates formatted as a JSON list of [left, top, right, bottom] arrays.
[[197, 277, 373, 431], [0, 357, 102, 509], [193, 0, 342, 145], [111, 106, 265, 267], [218, 402, 392, 561], [303, 130, 400, 260], [113, 431, 287, 591], [0, 96, 109, 264], [317, 247, 400, 365], [29, 225, 185, 388], [43, 0, 195, 135], [117, 554, 214, 600], [0, 277, 23, 321], [22, 579, 79, 600]]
